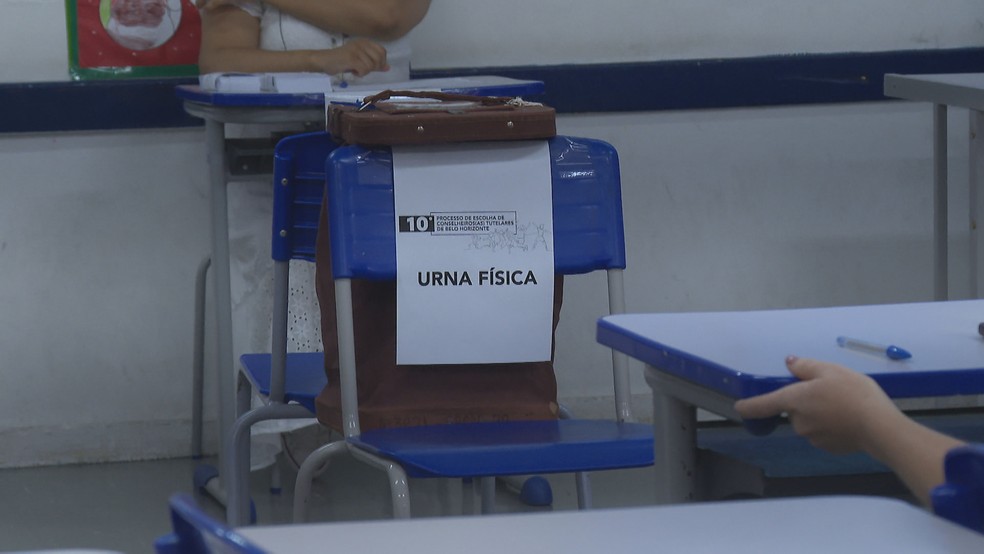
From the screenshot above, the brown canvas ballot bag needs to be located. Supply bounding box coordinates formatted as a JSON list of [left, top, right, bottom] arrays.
[[315, 91, 562, 431], [313, 202, 565, 433], [327, 90, 557, 145]]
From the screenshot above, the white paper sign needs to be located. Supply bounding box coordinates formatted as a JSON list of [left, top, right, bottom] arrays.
[[393, 141, 555, 365]]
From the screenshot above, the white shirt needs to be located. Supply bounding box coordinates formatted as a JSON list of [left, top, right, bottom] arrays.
[[232, 0, 343, 51], [230, 0, 411, 83]]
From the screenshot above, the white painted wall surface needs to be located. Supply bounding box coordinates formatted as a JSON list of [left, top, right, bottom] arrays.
[[0, 0, 980, 466], [0, 129, 211, 465], [0, 0, 71, 82], [4, 0, 984, 82], [413, 0, 984, 67]]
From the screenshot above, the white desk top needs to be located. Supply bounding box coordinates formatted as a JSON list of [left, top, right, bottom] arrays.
[[597, 300, 984, 399], [884, 72, 984, 110], [239, 496, 984, 553]]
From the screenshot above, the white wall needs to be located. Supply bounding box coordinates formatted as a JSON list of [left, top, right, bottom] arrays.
[[412, 0, 984, 67], [0, 0, 981, 466], [0, 129, 211, 466], [5, 0, 984, 82], [0, 0, 70, 82]]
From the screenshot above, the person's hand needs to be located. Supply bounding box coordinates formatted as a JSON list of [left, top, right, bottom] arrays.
[[734, 356, 903, 454], [312, 38, 389, 77]]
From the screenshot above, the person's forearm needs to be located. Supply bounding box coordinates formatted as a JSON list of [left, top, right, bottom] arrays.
[[258, 0, 430, 40], [199, 47, 322, 74], [863, 411, 965, 506]]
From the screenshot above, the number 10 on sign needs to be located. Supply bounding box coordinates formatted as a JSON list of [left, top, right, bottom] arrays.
[[400, 215, 435, 233]]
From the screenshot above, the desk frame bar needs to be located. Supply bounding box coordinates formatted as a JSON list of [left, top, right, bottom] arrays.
[[882, 73, 984, 300], [934, 104, 949, 300], [206, 118, 236, 498], [183, 102, 324, 517], [645, 368, 742, 504], [971, 111, 984, 297]]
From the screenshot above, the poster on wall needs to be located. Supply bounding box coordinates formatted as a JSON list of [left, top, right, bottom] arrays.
[[65, 0, 201, 79]]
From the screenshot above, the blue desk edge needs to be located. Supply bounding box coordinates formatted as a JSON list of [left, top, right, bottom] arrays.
[[597, 315, 984, 400], [6, 47, 984, 133]]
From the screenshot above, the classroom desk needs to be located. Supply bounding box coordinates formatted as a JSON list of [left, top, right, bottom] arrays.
[[175, 76, 545, 510], [236, 496, 984, 553], [597, 299, 984, 503], [883, 73, 984, 300]]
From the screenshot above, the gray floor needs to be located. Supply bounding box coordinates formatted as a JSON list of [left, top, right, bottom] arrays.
[[0, 435, 659, 554]]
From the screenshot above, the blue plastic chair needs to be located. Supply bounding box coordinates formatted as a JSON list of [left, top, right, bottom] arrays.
[[155, 493, 268, 554], [292, 135, 654, 520], [932, 443, 984, 533], [224, 132, 337, 526]]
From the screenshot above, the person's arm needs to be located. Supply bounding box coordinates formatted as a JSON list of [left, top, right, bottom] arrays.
[[734, 356, 964, 506], [198, 6, 390, 74], [263, 0, 430, 40], [863, 410, 965, 506], [198, 0, 431, 41]]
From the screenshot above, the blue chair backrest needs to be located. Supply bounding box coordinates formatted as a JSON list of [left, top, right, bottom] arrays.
[[931, 444, 984, 533], [154, 494, 268, 554], [326, 136, 626, 279], [271, 131, 339, 263]]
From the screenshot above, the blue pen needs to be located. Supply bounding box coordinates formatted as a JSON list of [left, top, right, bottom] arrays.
[[337, 71, 356, 89], [836, 336, 912, 360]]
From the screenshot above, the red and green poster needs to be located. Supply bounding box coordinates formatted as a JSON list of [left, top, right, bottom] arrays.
[[66, 0, 200, 79]]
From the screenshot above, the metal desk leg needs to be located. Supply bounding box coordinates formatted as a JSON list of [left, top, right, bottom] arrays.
[[647, 368, 697, 504], [191, 256, 210, 459], [204, 117, 236, 504], [934, 104, 949, 300], [970, 110, 984, 298]]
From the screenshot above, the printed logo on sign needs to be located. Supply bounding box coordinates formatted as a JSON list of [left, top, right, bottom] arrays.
[[399, 215, 435, 233], [399, 212, 517, 236]]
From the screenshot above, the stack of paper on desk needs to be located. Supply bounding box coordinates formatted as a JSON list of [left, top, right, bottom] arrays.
[[326, 77, 547, 105], [199, 73, 542, 100], [199, 72, 335, 94], [198, 73, 497, 96]]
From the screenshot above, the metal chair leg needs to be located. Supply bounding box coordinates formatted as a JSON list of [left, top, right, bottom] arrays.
[[575, 472, 593, 510], [480, 477, 497, 514], [227, 404, 313, 526], [293, 441, 350, 523], [192, 256, 211, 458], [349, 447, 412, 519]]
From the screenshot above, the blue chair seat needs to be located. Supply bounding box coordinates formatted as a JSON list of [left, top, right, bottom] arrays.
[[240, 352, 326, 413], [352, 420, 654, 478]]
